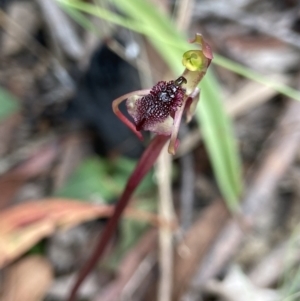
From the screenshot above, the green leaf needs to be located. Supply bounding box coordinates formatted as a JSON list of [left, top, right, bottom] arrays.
[[0, 87, 19, 120], [214, 54, 300, 101], [55, 157, 154, 202], [197, 71, 242, 210]]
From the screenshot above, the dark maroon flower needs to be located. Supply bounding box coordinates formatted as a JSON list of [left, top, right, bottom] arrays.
[[128, 76, 187, 133], [112, 33, 213, 155]]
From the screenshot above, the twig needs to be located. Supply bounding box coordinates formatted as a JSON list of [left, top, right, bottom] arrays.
[[248, 239, 300, 288], [0, 8, 48, 62], [175, 0, 194, 32], [36, 0, 84, 60], [156, 143, 175, 301], [226, 75, 288, 118], [172, 201, 229, 300], [121, 253, 156, 301], [0, 7, 75, 91], [93, 230, 157, 301]]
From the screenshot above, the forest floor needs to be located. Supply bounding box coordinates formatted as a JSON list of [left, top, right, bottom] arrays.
[[0, 1, 300, 301]]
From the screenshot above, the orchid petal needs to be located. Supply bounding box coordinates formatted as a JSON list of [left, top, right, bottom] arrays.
[[168, 97, 187, 155], [112, 89, 150, 140], [189, 33, 213, 62]]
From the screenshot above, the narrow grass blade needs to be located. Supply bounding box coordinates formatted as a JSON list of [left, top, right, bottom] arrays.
[[60, 3, 100, 34]]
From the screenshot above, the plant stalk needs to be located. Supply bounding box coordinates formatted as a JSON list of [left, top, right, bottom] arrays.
[[67, 134, 170, 301]]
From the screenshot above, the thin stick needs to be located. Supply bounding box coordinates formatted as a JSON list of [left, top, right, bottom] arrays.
[[175, 0, 194, 32], [37, 0, 84, 60], [93, 230, 157, 301], [157, 143, 175, 301]]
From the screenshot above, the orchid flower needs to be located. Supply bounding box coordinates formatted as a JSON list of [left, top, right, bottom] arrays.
[[67, 34, 213, 301], [112, 33, 213, 154]]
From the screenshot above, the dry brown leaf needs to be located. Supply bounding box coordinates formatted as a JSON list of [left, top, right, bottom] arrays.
[[0, 255, 53, 301], [0, 198, 114, 268], [0, 198, 164, 268]]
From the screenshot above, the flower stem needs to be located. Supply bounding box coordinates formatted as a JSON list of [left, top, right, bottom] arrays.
[[67, 134, 170, 301]]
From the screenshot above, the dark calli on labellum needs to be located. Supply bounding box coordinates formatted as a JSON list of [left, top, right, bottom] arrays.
[[131, 76, 187, 131]]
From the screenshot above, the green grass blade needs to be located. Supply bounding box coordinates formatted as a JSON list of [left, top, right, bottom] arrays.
[[57, 0, 159, 37], [197, 71, 242, 210], [214, 54, 300, 101], [60, 2, 100, 34]]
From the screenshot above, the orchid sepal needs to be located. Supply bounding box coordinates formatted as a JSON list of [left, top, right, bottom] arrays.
[[112, 89, 151, 141]]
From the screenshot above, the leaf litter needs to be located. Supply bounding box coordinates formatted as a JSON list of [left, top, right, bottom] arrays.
[[1, 0, 300, 301]]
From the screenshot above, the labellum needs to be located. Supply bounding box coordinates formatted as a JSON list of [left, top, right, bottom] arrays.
[[127, 76, 187, 134]]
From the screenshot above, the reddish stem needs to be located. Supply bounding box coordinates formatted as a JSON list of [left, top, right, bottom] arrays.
[[67, 134, 169, 301]]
